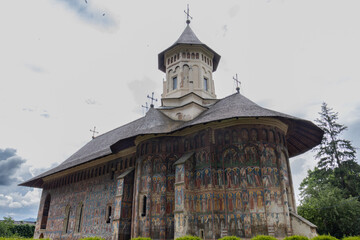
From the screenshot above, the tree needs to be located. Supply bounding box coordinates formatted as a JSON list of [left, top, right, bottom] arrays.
[[299, 102, 360, 237], [313, 102, 360, 198], [0, 216, 15, 237], [298, 185, 360, 238]]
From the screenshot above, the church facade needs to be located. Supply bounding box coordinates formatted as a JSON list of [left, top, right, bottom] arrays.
[[21, 21, 323, 240]]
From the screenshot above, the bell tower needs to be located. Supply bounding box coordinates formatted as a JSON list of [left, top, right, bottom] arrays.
[[158, 19, 221, 121]]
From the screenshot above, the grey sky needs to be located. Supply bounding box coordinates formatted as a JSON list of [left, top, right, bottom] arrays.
[[0, 0, 359, 220]]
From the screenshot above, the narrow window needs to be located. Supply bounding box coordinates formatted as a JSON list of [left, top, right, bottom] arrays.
[[173, 77, 177, 90], [187, 53, 190, 58], [64, 205, 71, 234], [76, 203, 83, 232], [196, 53, 199, 59], [174, 55, 177, 61], [141, 195, 147, 216], [40, 194, 51, 229], [191, 53, 195, 59], [106, 205, 112, 223], [204, 78, 208, 91]]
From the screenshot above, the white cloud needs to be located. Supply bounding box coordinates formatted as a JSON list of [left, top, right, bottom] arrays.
[[0, 189, 41, 209]]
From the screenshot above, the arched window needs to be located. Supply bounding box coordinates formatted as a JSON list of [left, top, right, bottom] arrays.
[[196, 53, 199, 59], [40, 194, 51, 229], [141, 195, 147, 216], [63, 205, 71, 234], [76, 203, 83, 232], [191, 53, 195, 59]]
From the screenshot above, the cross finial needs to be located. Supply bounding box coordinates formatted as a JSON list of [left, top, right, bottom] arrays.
[[90, 126, 99, 139], [184, 4, 192, 25], [233, 74, 241, 93], [142, 102, 149, 114], [147, 92, 158, 108]]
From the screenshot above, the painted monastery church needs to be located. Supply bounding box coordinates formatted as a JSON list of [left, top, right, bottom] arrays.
[[21, 19, 323, 240]]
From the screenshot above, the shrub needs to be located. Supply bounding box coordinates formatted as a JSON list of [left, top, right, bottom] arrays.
[[312, 236, 339, 240], [251, 235, 278, 240], [284, 236, 309, 240], [80, 237, 105, 240], [219, 236, 241, 240], [176, 235, 202, 240], [343, 237, 360, 240], [131, 238, 152, 240]]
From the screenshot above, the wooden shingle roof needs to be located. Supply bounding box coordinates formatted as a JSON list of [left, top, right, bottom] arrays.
[[20, 92, 323, 188]]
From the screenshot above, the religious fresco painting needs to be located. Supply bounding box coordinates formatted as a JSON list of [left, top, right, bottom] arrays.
[[21, 13, 323, 240]]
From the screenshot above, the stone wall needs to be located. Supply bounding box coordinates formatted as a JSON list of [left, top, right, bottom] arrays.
[[34, 122, 296, 240], [34, 155, 135, 240]]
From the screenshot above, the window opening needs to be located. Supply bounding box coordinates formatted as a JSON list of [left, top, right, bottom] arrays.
[[77, 203, 83, 232], [64, 205, 71, 234], [141, 195, 147, 216], [173, 77, 177, 90], [204, 78, 208, 91], [40, 194, 51, 229], [106, 205, 112, 223]]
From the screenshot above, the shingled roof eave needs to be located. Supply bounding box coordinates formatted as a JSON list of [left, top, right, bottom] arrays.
[[19, 93, 323, 188]]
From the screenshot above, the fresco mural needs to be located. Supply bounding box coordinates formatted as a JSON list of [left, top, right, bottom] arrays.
[[35, 124, 294, 240]]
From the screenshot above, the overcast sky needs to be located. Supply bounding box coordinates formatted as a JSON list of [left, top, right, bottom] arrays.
[[1, 0, 359, 220]]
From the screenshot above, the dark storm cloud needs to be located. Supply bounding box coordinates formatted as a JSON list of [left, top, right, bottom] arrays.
[[0, 149, 26, 186], [55, 0, 117, 29]]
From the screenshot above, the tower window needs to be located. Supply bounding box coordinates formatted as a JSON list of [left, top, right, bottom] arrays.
[[204, 78, 208, 91], [173, 77, 177, 90], [196, 53, 199, 59]]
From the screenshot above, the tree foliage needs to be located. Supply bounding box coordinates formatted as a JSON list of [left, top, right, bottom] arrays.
[[299, 102, 360, 238], [0, 217, 35, 238], [313, 102, 360, 197]]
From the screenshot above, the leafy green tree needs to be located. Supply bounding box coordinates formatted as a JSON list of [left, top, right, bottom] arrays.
[[299, 102, 360, 237], [298, 185, 360, 238], [0, 216, 15, 237], [314, 102, 360, 197], [13, 223, 35, 238]]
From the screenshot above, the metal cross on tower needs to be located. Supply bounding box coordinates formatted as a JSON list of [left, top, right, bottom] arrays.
[[90, 126, 99, 139], [147, 92, 158, 108], [184, 4, 193, 24], [233, 74, 241, 93], [142, 102, 149, 114]]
